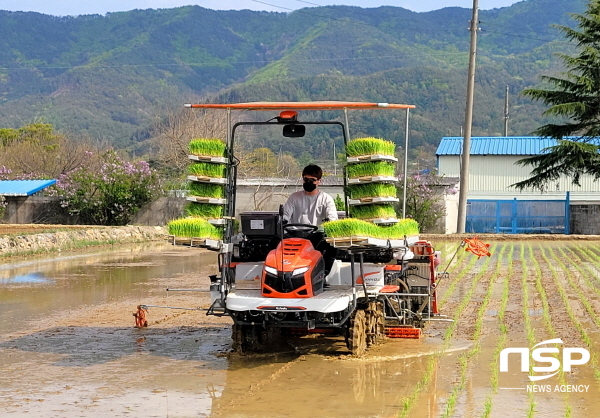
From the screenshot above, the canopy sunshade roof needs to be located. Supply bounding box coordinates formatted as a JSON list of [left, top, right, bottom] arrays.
[[184, 101, 415, 110], [0, 180, 56, 196]]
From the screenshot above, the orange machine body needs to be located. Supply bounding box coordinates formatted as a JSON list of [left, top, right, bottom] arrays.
[[261, 238, 325, 298]]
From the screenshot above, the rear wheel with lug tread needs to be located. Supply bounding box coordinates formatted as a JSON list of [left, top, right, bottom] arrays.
[[366, 301, 385, 347], [346, 309, 367, 356]]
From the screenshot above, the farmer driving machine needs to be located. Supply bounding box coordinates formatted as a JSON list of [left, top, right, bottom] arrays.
[[161, 101, 446, 355]]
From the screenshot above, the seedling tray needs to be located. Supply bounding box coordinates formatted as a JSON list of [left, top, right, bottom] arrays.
[[169, 235, 222, 250], [188, 154, 228, 164], [325, 236, 413, 249], [186, 196, 227, 205], [347, 176, 397, 184], [348, 196, 399, 206], [347, 154, 398, 164], [187, 175, 228, 184]]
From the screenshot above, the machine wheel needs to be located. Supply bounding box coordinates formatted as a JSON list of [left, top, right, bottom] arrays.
[[346, 309, 367, 356], [365, 301, 385, 347], [231, 323, 283, 354]]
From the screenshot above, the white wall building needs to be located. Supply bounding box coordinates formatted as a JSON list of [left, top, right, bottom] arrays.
[[436, 137, 600, 234]]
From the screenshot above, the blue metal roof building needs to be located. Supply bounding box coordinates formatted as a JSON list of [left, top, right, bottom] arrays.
[[436, 136, 600, 200], [436, 136, 600, 156], [0, 180, 57, 196]]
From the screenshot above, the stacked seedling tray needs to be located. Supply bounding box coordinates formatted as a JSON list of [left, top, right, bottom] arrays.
[[324, 137, 419, 249], [346, 137, 400, 225], [167, 138, 229, 249]]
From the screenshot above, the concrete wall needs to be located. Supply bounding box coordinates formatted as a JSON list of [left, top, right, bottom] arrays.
[[571, 205, 600, 235], [3, 196, 75, 224]]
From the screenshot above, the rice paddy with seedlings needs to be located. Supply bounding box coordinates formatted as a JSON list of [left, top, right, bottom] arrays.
[[188, 138, 227, 157], [348, 203, 397, 220], [346, 161, 396, 179], [396, 238, 600, 418], [188, 162, 227, 178], [345, 137, 396, 157], [3, 238, 600, 418]]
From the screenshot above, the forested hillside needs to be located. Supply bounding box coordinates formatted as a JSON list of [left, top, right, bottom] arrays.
[[0, 0, 586, 160]]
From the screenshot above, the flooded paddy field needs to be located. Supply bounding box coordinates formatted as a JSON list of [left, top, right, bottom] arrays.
[[1, 239, 600, 417]]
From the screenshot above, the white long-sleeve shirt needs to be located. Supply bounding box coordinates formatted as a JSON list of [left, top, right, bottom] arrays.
[[283, 190, 338, 226]]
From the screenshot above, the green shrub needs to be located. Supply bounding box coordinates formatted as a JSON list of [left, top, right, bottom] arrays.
[[54, 151, 160, 226]]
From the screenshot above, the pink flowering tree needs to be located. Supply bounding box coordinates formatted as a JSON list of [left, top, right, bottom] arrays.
[[54, 151, 161, 225], [397, 171, 455, 233]]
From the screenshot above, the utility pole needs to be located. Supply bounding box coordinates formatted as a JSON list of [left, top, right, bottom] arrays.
[[333, 142, 337, 176], [457, 0, 479, 233], [503, 84, 509, 136]]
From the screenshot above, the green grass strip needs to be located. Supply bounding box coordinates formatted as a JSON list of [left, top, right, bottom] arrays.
[[187, 182, 225, 198], [188, 138, 227, 157], [349, 204, 397, 220], [346, 161, 395, 178], [167, 218, 223, 240], [347, 183, 397, 199], [184, 202, 224, 219], [346, 137, 395, 157], [188, 162, 227, 178]]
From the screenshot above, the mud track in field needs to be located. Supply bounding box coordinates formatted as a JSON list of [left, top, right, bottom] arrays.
[[1, 239, 600, 418]]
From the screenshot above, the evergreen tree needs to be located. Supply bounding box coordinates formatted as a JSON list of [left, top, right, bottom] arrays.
[[515, 0, 600, 191]]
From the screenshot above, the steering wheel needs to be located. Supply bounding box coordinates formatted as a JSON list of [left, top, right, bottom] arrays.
[[284, 223, 318, 233]]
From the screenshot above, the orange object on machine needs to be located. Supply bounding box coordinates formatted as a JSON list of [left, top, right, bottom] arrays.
[[385, 327, 421, 338], [464, 237, 492, 259], [133, 305, 148, 328]]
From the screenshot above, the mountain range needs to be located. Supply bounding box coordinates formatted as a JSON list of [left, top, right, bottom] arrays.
[[0, 0, 587, 161]]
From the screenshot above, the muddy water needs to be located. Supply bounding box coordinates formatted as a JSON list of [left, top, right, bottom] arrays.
[[1, 241, 600, 417]]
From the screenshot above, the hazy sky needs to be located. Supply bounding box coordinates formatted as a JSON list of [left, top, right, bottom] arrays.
[[0, 1, 523, 17]]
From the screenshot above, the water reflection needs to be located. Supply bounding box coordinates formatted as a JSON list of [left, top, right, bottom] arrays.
[[0, 242, 218, 333], [1, 272, 51, 284]]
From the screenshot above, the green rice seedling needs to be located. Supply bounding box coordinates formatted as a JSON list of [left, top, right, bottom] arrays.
[[187, 182, 225, 199], [323, 218, 382, 239], [167, 218, 222, 239], [188, 138, 227, 157], [347, 183, 397, 199], [349, 204, 397, 220], [184, 202, 224, 219], [379, 218, 419, 238], [346, 137, 395, 157], [188, 162, 227, 178], [346, 161, 395, 179]]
